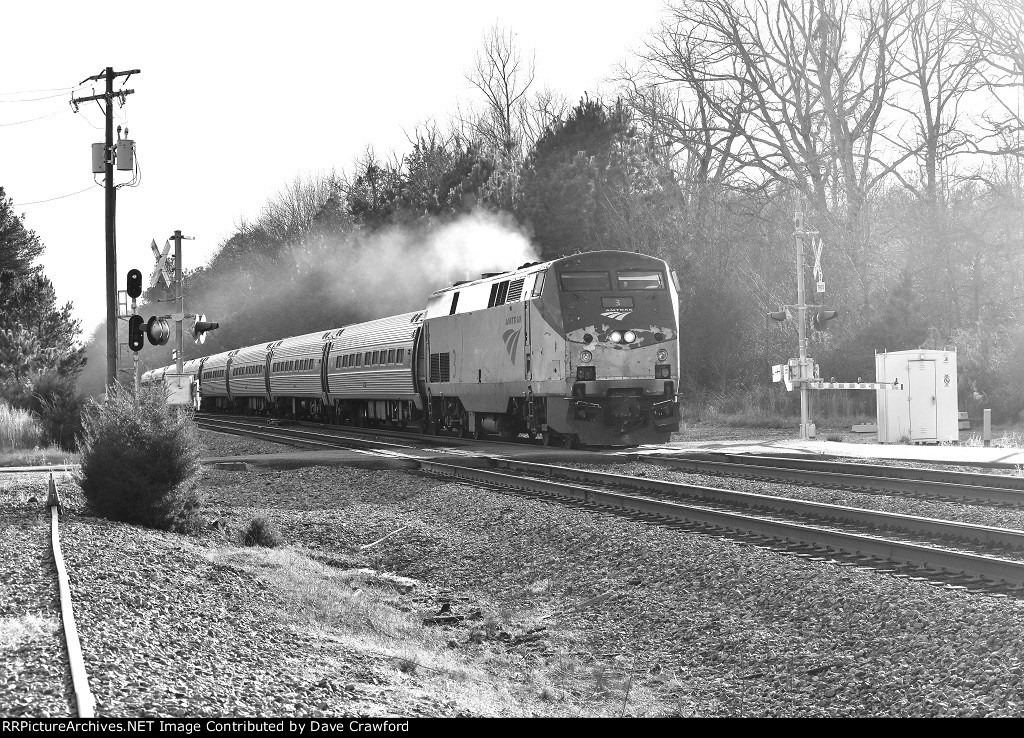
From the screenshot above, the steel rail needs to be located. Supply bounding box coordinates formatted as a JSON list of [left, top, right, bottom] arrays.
[[645, 455, 1024, 506], [196, 417, 417, 453], [419, 460, 1024, 585], [490, 459, 1024, 550], [672, 452, 1024, 491], [47, 474, 95, 717], [198, 411, 534, 449]]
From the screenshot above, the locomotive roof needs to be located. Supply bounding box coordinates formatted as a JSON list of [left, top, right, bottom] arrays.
[[426, 250, 667, 298]]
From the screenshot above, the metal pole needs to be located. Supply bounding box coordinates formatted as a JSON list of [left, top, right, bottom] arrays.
[[795, 199, 810, 440], [132, 295, 139, 394], [104, 67, 117, 389], [174, 230, 183, 377]]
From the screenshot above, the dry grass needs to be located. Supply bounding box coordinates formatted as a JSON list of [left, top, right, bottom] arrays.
[[962, 429, 1024, 449], [694, 385, 873, 430], [200, 546, 670, 716], [0, 403, 41, 452], [0, 448, 77, 468], [205, 546, 538, 716]]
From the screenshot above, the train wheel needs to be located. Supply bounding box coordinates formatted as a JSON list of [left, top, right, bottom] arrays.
[[542, 430, 555, 446], [563, 434, 579, 450]]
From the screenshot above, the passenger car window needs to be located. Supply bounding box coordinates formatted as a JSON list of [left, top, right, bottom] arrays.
[[558, 271, 611, 291]]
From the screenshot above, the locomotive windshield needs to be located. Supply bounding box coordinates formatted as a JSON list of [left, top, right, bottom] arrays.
[[559, 271, 611, 291], [616, 270, 665, 290]]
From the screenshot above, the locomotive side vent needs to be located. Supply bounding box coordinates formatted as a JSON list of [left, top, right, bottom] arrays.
[[429, 352, 451, 382], [506, 278, 524, 303]]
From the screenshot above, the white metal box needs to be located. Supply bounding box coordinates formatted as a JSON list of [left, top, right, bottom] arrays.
[[875, 349, 958, 443], [163, 373, 198, 410]]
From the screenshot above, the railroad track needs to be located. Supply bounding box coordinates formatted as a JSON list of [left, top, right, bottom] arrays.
[[646, 453, 1024, 506], [2, 471, 94, 717], [195, 415, 422, 456], [194, 416, 1024, 592]]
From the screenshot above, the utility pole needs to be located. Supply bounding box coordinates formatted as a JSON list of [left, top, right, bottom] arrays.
[[71, 67, 140, 389]]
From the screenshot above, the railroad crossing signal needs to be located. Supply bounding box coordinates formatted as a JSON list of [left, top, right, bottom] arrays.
[[810, 307, 839, 331], [128, 315, 171, 352], [149, 239, 173, 289], [191, 314, 219, 344]]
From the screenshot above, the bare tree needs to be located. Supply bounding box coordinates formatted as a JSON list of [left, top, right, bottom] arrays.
[[885, 0, 982, 202], [961, 0, 1024, 158], [632, 0, 914, 231], [466, 25, 536, 159], [521, 85, 571, 147]]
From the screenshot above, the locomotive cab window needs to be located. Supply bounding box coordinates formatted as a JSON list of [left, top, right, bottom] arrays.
[[559, 271, 611, 291], [617, 270, 665, 290]]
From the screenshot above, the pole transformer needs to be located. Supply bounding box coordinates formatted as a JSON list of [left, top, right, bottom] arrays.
[[71, 67, 139, 390]]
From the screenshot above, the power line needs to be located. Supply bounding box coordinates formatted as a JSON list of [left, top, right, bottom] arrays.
[[0, 109, 61, 127], [13, 186, 97, 207], [0, 85, 79, 96], [0, 90, 80, 104]]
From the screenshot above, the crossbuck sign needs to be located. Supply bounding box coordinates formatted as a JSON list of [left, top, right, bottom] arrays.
[[149, 238, 173, 289]]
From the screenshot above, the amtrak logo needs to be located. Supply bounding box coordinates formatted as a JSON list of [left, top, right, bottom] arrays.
[[601, 310, 632, 321], [502, 328, 521, 363]]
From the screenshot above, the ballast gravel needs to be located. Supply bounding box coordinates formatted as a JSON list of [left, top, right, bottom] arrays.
[[5, 445, 1024, 717], [0, 473, 71, 717]]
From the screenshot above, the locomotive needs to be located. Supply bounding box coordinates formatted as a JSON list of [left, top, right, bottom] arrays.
[[143, 250, 681, 446]]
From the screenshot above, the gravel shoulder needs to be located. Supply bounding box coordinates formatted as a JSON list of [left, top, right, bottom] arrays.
[[0, 472, 73, 717]]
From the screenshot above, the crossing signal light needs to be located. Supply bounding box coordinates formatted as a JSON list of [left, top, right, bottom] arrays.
[[767, 308, 789, 322], [126, 269, 142, 299], [191, 314, 219, 344], [811, 307, 839, 331], [128, 315, 145, 352], [146, 316, 171, 346]]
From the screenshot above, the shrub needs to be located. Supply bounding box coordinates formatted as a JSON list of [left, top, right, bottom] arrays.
[[29, 371, 87, 451], [0, 402, 41, 451], [240, 517, 283, 548], [77, 383, 202, 532]]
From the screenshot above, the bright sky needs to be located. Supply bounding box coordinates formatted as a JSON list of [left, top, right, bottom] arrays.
[[2, 0, 668, 337]]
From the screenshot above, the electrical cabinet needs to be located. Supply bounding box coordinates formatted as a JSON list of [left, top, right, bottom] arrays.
[[875, 349, 958, 444]]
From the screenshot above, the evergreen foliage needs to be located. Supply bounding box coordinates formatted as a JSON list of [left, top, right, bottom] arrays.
[[77, 384, 202, 532], [0, 187, 44, 276], [518, 97, 681, 260]]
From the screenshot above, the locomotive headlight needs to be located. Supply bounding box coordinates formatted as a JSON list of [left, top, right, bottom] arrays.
[[657, 349, 668, 362], [623, 330, 636, 343], [609, 331, 622, 343], [580, 350, 593, 363]]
